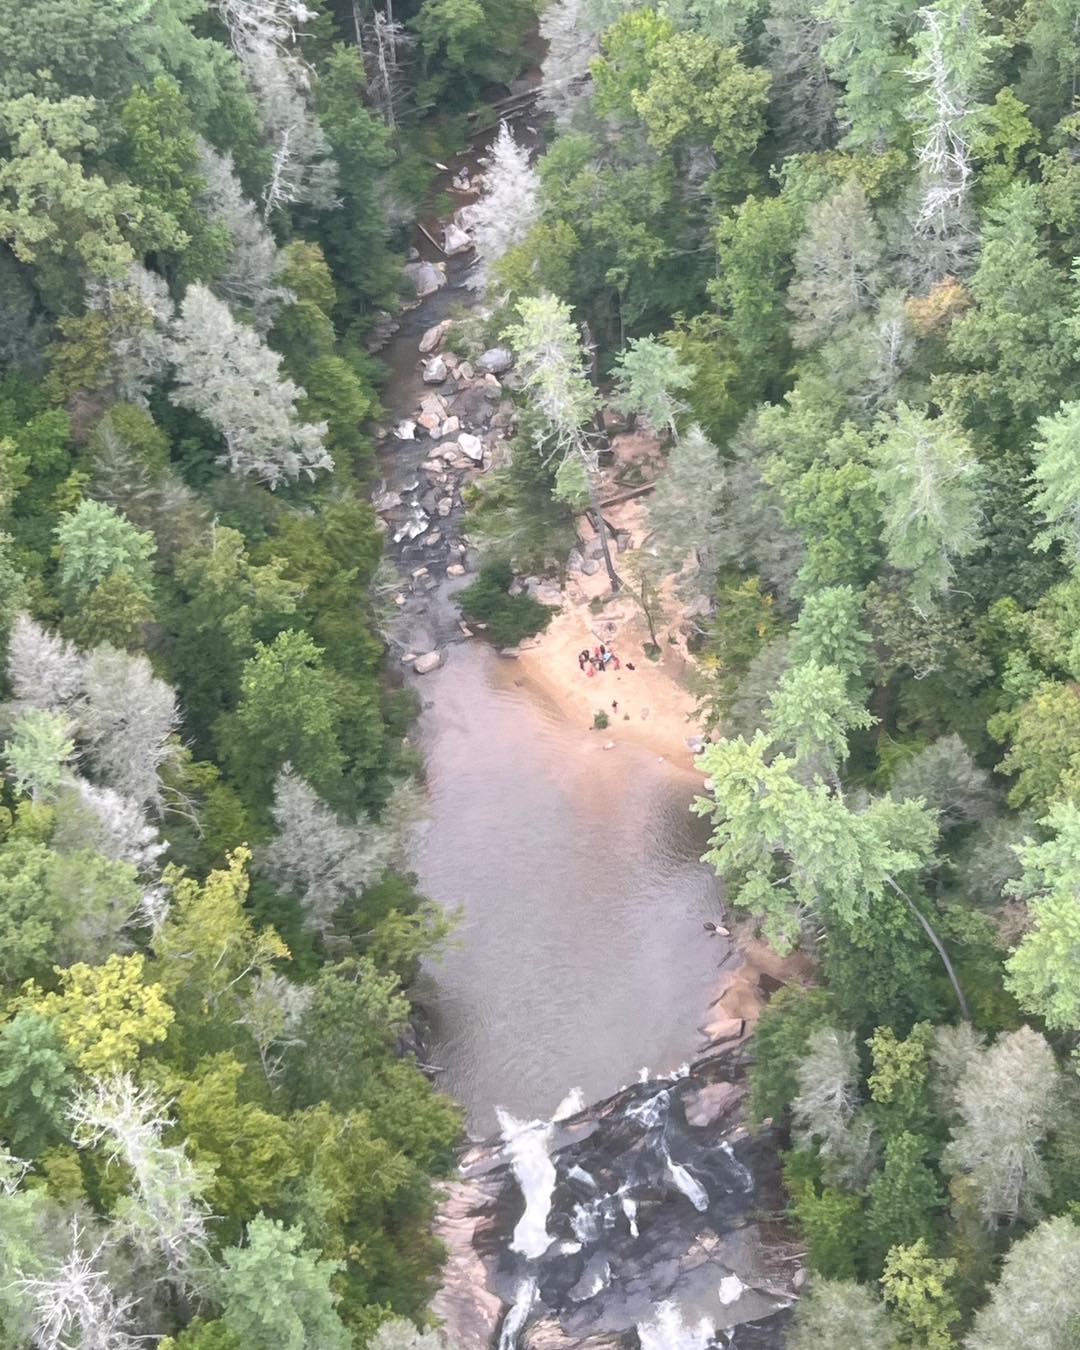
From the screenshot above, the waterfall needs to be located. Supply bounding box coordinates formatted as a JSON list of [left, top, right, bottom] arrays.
[[720, 1141, 754, 1191], [497, 1108, 556, 1259], [636, 1301, 715, 1349], [627, 1087, 671, 1128], [571, 1200, 602, 1243], [665, 1155, 709, 1212], [553, 1087, 585, 1120], [497, 1277, 538, 1350]]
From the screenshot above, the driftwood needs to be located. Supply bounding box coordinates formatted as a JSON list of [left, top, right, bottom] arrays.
[[416, 222, 446, 256], [466, 87, 539, 119], [599, 481, 657, 509]]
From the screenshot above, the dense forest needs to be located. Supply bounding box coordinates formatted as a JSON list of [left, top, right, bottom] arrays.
[[5, 0, 1080, 1344], [461, 0, 1080, 1343], [0, 0, 543, 1344]]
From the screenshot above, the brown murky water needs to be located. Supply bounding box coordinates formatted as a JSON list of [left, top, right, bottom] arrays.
[[409, 641, 723, 1136]]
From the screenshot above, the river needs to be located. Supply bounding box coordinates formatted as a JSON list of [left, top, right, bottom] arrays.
[[371, 136, 799, 1350], [410, 639, 723, 1135], [372, 175, 725, 1138]]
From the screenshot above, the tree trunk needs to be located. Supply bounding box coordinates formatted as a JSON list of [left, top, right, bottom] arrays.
[[586, 472, 621, 593], [888, 878, 970, 1021], [385, 0, 397, 67], [639, 581, 659, 647]]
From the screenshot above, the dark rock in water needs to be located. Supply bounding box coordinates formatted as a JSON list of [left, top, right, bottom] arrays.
[[366, 310, 399, 352], [432, 1048, 799, 1349]]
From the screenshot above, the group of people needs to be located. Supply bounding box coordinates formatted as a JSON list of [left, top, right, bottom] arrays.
[[579, 644, 628, 677]]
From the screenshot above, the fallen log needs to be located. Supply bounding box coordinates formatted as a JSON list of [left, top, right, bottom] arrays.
[[599, 481, 657, 509]]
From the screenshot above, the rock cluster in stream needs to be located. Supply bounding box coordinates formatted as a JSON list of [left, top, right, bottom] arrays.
[[431, 977, 804, 1350], [373, 317, 517, 670]]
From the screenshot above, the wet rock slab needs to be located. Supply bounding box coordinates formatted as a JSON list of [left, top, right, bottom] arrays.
[[432, 1047, 800, 1350]]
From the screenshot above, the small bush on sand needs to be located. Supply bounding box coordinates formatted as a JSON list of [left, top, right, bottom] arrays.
[[457, 559, 557, 646]]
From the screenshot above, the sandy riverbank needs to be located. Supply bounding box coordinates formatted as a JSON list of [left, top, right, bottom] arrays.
[[514, 593, 702, 768], [510, 431, 708, 770]]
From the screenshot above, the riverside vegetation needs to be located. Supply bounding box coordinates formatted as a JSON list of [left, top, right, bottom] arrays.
[[0, 0, 537, 1345], [460, 0, 1080, 1344], [5, 0, 1080, 1346]]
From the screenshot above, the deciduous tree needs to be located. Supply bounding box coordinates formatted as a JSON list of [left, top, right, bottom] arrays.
[[965, 1216, 1080, 1350], [218, 1216, 349, 1350], [787, 1279, 899, 1349], [788, 179, 884, 349], [260, 767, 393, 936]]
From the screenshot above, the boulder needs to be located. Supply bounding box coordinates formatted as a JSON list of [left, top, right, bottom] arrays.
[[419, 320, 449, 354], [393, 419, 417, 441], [457, 433, 484, 463], [407, 627, 436, 655], [372, 489, 401, 514], [419, 392, 448, 420], [437, 496, 453, 516], [422, 356, 449, 384], [443, 223, 472, 255], [602, 407, 627, 434], [413, 650, 443, 674], [417, 411, 441, 433], [447, 562, 467, 577], [404, 259, 446, 298], [457, 361, 475, 382], [700, 1014, 746, 1046], [566, 548, 585, 573], [477, 346, 513, 375], [581, 558, 601, 576], [453, 386, 492, 425], [441, 416, 461, 437], [683, 1081, 743, 1128]]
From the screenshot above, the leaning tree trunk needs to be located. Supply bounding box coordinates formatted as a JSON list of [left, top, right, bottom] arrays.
[[586, 471, 621, 594], [887, 878, 970, 1021]]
